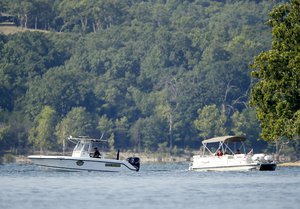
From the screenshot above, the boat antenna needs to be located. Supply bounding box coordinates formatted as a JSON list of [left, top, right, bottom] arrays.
[[100, 132, 105, 140], [67, 135, 78, 144]]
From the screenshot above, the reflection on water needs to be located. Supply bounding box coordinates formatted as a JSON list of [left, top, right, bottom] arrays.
[[0, 163, 299, 209]]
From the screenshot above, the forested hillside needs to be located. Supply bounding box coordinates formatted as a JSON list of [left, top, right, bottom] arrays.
[[0, 0, 286, 155]]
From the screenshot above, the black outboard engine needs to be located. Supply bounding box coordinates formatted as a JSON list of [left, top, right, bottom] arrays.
[[127, 157, 140, 172]]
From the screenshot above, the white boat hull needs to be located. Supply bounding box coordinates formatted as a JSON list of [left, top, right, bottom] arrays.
[[189, 164, 258, 171], [28, 155, 139, 172], [189, 154, 258, 171]]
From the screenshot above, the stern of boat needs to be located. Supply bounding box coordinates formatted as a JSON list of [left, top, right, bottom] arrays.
[[127, 157, 140, 171]]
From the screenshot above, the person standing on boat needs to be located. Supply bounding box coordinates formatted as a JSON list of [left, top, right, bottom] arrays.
[[93, 147, 101, 158]]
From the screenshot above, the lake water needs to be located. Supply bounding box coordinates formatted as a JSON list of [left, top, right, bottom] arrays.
[[0, 162, 299, 209]]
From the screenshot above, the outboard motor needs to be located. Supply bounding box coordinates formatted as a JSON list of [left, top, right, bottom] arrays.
[[127, 157, 140, 172]]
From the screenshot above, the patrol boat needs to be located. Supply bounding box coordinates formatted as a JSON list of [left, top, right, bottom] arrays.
[[28, 136, 140, 172]]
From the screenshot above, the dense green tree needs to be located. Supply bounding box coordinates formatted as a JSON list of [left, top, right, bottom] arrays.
[[136, 115, 168, 151], [55, 107, 96, 149], [230, 108, 266, 150], [129, 118, 143, 152], [0, 0, 287, 155], [5, 0, 57, 29], [250, 0, 300, 141], [194, 105, 227, 140], [97, 115, 114, 140], [30, 0, 57, 30], [0, 110, 30, 154], [29, 106, 57, 152], [114, 116, 130, 149], [8, 0, 35, 28], [56, 0, 130, 33], [25, 67, 97, 118], [0, 32, 69, 111], [0, 1, 10, 15], [108, 133, 115, 152]]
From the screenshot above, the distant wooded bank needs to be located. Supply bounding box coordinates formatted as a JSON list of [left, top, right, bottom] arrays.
[[1, 0, 299, 159]]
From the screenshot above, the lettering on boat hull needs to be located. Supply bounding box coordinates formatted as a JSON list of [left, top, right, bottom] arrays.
[[105, 163, 121, 167]]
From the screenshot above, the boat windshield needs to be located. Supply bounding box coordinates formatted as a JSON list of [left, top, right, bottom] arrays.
[[73, 141, 87, 152], [73, 142, 82, 152], [83, 143, 90, 152]]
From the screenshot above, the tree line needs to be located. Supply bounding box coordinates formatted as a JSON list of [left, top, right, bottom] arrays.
[[1, 0, 298, 156]]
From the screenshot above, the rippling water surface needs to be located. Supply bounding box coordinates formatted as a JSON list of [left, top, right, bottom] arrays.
[[0, 163, 299, 209]]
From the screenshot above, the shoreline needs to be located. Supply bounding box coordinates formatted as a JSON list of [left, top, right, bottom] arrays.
[[0, 152, 193, 164], [278, 161, 300, 167], [1, 153, 300, 166]]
